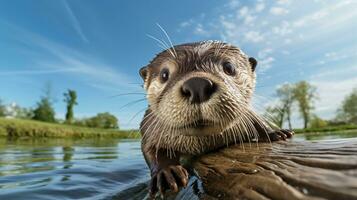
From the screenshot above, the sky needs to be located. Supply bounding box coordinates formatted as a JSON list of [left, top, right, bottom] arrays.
[[0, 0, 356, 129]]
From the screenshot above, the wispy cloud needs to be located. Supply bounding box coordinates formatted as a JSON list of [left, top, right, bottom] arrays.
[[269, 7, 289, 15], [0, 21, 136, 92], [61, 0, 89, 43], [244, 31, 264, 43], [0, 68, 76, 76], [177, 0, 357, 124]]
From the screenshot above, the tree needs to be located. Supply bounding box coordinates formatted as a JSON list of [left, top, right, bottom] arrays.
[[276, 83, 295, 129], [33, 83, 56, 122], [265, 104, 285, 127], [86, 112, 119, 129], [309, 115, 328, 128], [336, 88, 357, 124], [13, 106, 33, 119], [293, 81, 318, 129], [63, 89, 78, 124], [0, 99, 6, 117], [265, 83, 295, 129]]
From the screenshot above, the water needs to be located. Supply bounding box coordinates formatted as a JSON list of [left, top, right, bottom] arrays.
[[0, 138, 149, 200], [1, 131, 357, 200]]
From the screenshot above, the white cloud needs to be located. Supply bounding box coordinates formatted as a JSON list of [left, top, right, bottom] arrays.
[[270, 7, 289, 15], [180, 19, 194, 28], [193, 23, 211, 36], [259, 57, 275, 71], [237, 6, 257, 25], [239, 6, 249, 17], [227, 0, 240, 9], [293, 1, 356, 29], [244, 31, 264, 42], [176, 0, 357, 127], [254, 42, 277, 73], [277, 0, 292, 5], [258, 48, 273, 59], [272, 21, 292, 36], [244, 15, 257, 24], [255, 3, 265, 12], [0, 21, 135, 91]]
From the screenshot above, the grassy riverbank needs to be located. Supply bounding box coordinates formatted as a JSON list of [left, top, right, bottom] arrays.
[[1, 117, 355, 139], [0, 118, 140, 138], [294, 124, 357, 134]]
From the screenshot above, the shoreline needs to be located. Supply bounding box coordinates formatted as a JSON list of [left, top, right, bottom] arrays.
[[0, 118, 140, 139], [294, 125, 357, 134], [1, 117, 356, 139]]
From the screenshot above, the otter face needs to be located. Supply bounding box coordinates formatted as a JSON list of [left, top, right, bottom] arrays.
[[140, 41, 258, 136]]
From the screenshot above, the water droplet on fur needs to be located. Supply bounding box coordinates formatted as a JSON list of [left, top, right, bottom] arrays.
[[302, 188, 308, 194], [250, 169, 258, 174]]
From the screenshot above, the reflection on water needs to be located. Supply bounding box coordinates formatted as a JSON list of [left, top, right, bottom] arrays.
[[0, 138, 149, 200], [0, 131, 357, 200]]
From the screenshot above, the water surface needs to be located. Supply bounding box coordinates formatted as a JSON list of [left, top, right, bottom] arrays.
[[0, 138, 149, 200], [1, 131, 357, 200]]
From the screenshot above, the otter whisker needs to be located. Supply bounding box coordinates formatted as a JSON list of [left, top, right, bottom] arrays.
[[241, 112, 258, 148], [138, 41, 294, 196], [156, 23, 177, 58], [139, 111, 155, 134], [232, 124, 245, 151], [146, 34, 176, 59], [117, 98, 146, 111], [150, 118, 163, 159], [125, 107, 151, 137], [146, 34, 169, 49], [109, 92, 146, 98], [141, 112, 159, 142], [126, 107, 147, 127], [248, 110, 272, 145]]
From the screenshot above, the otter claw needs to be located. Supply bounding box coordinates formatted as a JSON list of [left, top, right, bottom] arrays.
[[268, 129, 294, 141], [149, 165, 189, 198]]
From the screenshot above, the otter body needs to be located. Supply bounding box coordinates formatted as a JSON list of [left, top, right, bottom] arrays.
[[139, 41, 293, 197]]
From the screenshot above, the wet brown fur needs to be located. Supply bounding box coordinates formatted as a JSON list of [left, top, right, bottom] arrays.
[[139, 41, 294, 197], [140, 41, 267, 155]]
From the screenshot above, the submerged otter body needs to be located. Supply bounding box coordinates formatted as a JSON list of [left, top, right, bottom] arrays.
[[139, 41, 293, 197]]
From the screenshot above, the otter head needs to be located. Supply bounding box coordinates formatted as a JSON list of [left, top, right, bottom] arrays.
[[140, 41, 258, 136]]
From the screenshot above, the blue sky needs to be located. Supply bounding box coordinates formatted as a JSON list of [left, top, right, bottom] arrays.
[[0, 0, 356, 129]]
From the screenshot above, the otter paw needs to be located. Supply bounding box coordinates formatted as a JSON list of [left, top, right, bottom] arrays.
[[268, 129, 294, 141], [149, 165, 189, 198]]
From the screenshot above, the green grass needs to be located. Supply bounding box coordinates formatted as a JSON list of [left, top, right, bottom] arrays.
[[0, 118, 140, 138], [294, 124, 357, 134], [2, 117, 355, 138]]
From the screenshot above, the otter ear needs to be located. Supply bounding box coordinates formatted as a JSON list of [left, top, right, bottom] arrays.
[[249, 57, 257, 72], [139, 66, 148, 80]]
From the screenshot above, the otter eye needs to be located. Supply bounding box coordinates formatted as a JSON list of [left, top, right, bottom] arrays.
[[223, 62, 236, 76], [160, 68, 170, 83]]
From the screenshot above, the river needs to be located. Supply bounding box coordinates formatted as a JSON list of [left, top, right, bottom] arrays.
[[1, 131, 357, 200]]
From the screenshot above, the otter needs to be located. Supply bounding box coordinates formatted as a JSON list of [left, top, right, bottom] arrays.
[[139, 41, 293, 197]]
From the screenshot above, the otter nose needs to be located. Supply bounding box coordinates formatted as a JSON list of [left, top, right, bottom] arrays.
[[181, 77, 216, 104]]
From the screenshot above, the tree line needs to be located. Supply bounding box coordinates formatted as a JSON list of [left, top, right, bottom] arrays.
[[266, 80, 357, 129], [0, 84, 119, 129]]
